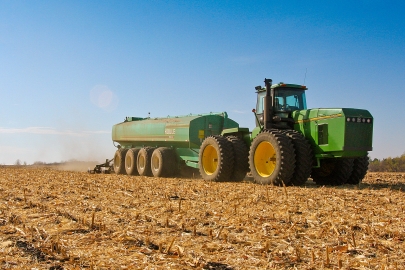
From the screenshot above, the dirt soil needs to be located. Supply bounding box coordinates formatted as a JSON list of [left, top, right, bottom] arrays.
[[0, 167, 404, 269]]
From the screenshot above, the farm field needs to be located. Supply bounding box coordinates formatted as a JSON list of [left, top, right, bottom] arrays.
[[0, 166, 404, 269]]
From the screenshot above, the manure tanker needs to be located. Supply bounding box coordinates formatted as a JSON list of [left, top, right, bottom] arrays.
[[111, 112, 248, 180], [109, 78, 373, 186]]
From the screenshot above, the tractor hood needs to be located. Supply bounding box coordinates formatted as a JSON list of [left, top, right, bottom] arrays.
[[292, 108, 373, 158]]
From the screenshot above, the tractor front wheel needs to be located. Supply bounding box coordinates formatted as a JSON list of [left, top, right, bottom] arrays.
[[249, 130, 295, 185], [282, 130, 312, 186]]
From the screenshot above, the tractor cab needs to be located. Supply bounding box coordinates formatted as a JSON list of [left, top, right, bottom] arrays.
[[255, 80, 308, 129]]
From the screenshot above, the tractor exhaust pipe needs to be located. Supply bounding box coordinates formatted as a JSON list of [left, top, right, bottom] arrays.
[[263, 78, 273, 130]]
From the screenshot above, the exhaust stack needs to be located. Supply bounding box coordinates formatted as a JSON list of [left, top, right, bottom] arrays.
[[263, 78, 273, 130]]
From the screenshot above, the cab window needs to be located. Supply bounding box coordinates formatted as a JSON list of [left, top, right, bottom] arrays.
[[256, 91, 265, 114], [274, 89, 307, 111]]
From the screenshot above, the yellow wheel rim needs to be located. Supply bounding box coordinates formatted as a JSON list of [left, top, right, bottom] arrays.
[[202, 145, 218, 175], [152, 155, 160, 171], [114, 155, 120, 168], [125, 155, 131, 170], [138, 155, 145, 170], [254, 141, 276, 177]]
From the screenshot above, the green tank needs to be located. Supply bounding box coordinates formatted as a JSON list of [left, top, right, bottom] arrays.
[[112, 112, 239, 170]]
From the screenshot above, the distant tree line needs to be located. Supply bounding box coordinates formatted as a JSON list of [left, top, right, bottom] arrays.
[[11, 159, 88, 166], [14, 159, 27, 166], [368, 154, 405, 172], [11, 156, 405, 172], [12, 160, 76, 166]]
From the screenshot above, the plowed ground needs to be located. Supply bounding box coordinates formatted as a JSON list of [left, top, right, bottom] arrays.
[[0, 167, 404, 269]]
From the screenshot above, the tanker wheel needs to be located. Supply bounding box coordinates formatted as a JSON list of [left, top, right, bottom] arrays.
[[125, 148, 140, 176], [165, 148, 179, 176], [151, 147, 177, 177], [199, 135, 234, 182], [226, 135, 249, 181], [346, 155, 369, 184], [114, 148, 128, 175], [137, 147, 155, 176], [282, 130, 313, 186], [311, 158, 354, 186], [249, 129, 295, 185]]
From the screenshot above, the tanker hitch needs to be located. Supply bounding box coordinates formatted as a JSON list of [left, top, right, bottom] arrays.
[[88, 158, 114, 174]]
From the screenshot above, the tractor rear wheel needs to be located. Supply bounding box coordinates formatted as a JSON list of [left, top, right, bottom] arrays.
[[226, 136, 249, 181], [151, 147, 177, 177], [125, 148, 140, 175], [249, 129, 295, 185], [346, 156, 369, 184], [282, 130, 312, 186], [137, 147, 155, 176], [311, 158, 354, 186], [199, 135, 234, 182], [114, 148, 128, 175]]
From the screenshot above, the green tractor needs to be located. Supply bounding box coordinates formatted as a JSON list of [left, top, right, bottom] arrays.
[[243, 78, 373, 186]]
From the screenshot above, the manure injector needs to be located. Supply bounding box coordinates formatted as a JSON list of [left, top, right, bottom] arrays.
[[93, 78, 373, 186]]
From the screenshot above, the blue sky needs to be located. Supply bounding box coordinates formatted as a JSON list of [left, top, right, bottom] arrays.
[[1, 1, 404, 164]]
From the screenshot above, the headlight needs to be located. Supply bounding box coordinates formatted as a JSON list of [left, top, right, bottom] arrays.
[[347, 117, 372, 124]]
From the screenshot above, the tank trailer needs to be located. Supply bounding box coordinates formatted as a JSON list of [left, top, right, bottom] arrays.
[[106, 78, 373, 186]]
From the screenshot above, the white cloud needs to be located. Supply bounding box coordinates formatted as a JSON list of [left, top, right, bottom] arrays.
[[0, 127, 109, 136], [231, 109, 249, 114], [85, 130, 111, 134]]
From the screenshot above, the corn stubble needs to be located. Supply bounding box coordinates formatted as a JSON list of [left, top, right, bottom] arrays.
[[0, 167, 405, 269]]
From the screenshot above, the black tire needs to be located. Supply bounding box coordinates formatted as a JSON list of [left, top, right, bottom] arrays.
[[249, 129, 295, 185], [199, 135, 234, 182], [346, 156, 369, 184], [311, 158, 354, 186], [165, 148, 179, 176], [282, 130, 312, 186], [114, 148, 128, 175], [137, 147, 155, 176], [125, 148, 140, 175], [226, 136, 249, 181], [151, 147, 177, 177]]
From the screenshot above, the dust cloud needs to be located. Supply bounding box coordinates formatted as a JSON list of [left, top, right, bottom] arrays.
[[6, 85, 120, 169], [47, 85, 119, 171], [55, 160, 100, 172], [28, 131, 115, 172]]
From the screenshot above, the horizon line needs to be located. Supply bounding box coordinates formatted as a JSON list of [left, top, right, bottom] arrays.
[[0, 127, 110, 136]]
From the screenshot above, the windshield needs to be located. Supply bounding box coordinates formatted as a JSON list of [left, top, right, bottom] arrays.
[[256, 88, 307, 114], [274, 89, 307, 112]]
